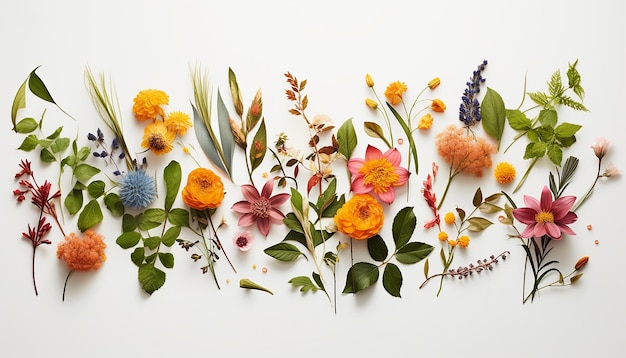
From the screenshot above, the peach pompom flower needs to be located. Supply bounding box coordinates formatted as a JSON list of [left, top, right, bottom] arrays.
[[57, 230, 106, 301], [132, 89, 169, 121], [231, 179, 290, 236], [348, 145, 410, 205]]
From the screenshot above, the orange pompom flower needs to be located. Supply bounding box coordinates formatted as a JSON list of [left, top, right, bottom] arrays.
[[141, 121, 176, 155], [334, 194, 384, 240], [132, 89, 169, 121], [165, 111, 192, 136], [182, 168, 225, 210], [384, 81, 407, 106], [494, 161, 516, 184], [57, 230, 106, 301]]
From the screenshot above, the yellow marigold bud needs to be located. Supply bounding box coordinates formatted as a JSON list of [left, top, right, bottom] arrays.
[[365, 73, 375, 87], [365, 98, 378, 110], [574, 256, 589, 270], [183, 146, 190, 154], [494, 162, 516, 184], [438, 231, 448, 241], [444, 212, 455, 225], [417, 113, 434, 130], [448, 239, 457, 247], [431, 99, 446, 113], [428, 77, 441, 89], [458, 235, 470, 248]]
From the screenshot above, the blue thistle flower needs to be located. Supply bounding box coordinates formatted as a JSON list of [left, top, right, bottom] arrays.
[[118, 170, 156, 209], [459, 60, 488, 126]]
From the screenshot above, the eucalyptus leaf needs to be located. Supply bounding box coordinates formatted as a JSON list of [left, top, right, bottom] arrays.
[[392, 206, 416, 248], [138, 264, 166, 295], [163, 160, 181, 211], [337, 117, 357, 159], [77, 199, 102, 232], [342, 262, 379, 294], [382, 263, 402, 297], [192, 103, 230, 179], [217, 89, 235, 176], [481, 88, 506, 150]]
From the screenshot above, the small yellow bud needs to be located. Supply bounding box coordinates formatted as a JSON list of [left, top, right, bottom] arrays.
[[365, 73, 375, 87], [431, 99, 446, 113], [574, 256, 589, 270], [365, 98, 378, 110], [448, 239, 457, 247], [444, 212, 455, 225], [183, 146, 190, 154], [458, 235, 470, 248], [428, 77, 441, 89], [438, 231, 448, 241]]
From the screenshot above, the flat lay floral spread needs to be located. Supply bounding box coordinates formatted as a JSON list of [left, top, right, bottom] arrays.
[[11, 60, 618, 309]]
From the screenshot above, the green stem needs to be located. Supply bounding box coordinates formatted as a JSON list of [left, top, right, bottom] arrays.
[[62, 270, 73, 302], [512, 157, 539, 194]]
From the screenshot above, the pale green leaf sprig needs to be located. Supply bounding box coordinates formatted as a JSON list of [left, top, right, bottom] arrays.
[[342, 207, 434, 298]]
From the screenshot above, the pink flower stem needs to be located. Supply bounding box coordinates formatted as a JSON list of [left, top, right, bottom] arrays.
[[572, 157, 602, 212]]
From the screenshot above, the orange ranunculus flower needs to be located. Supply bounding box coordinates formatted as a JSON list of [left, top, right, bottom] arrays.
[[182, 168, 225, 210], [132, 89, 169, 121], [57, 230, 107, 271], [334, 194, 384, 240], [431, 99, 446, 112], [384, 81, 407, 106]]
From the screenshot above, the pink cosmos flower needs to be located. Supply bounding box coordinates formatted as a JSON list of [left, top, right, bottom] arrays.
[[231, 179, 290, 236], [590, 137, 610, 159], [232, 231, 255, 251], [603, 162, 619, 177], [512, 186, 577, 240], [347, 145, 410, 204]]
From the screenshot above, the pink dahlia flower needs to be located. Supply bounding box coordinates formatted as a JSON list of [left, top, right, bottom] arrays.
[[231, 179, 290, 236], [512, 186, 577, 240], [347, 145, 410, 205]]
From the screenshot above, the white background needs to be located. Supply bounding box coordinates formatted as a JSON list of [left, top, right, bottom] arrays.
[[1, 1, 625, 357]]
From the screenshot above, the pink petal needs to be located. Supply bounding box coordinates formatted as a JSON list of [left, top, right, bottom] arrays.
[[543, 222, 562, 239], [364, 145, 383, 160], [257, 218, 270, 236], [558, 211, 578, 225], [519, 224, 536, 239], [394, 167, 410, 185], [351, 176, 371, 194], [377, 188, 395, 205], [241, 184, 260, 202], [512, 208, 538, 225], [237, 213, 257, 227], [552, 195, 576, 219], [540, 186, 553, 212], [522, 194, 541, 213], [269, 193, 290, 206], [557, 223, 576, 236], [347, 158, 365, 177], [531, 223, 548, 238], [231, 201, 252, 214], [383, 147, 402, 167], [260, 179, 274, 199], [268, 208, 285, 222]]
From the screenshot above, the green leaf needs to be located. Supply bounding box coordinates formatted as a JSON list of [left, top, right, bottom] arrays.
[[481, 88, 506, 150], [466, 217, 493, 232], [15, 117, 38, 133], [479, 202, 503, 214], [506, 109, 532, 131], [161, 226, 181, 247], [382, 263, 402, 297], [158, 252, 175, 269], [217, 89, 235, 176], [11, 77, 28, 131], [167, 208, 190, 227], [249, 118, 267, 171], [87, 180, 106, 198], [116, 231, 142, 249], [264, 242, 306, 261], [288, 276, 320, 293], [395, 242, 434, 264], [524, 142, 547, 159], [567, 60, 583, 97], [145, 236, 161, 250], [28, 67, 73, 119], [240, 278, 274, 295], [77, 199, 103, 232], [363, 121, 391, 148], [163, 160, 181, 212], [367, 235, 388, 262], [192, 103, 230, 179], [40, 148, 55, 162], [122, 213, 138, 232], [342, 262, 379, 294], [138, 264, 166, 295], [423, 258, 430, 279], [554, 122, 582, 139], [73, 163, 100, 182], [64, 187, 83, 215], [289, 188, 305, 216], [245, 89, 263, 132], [392, 206, 416, 248], [104, 193, 124, 217], [559, 96, 588, 111], [312, 272, 325, 291], [538, 109, 558, 128], [130, 247, 145, 266], [387, 103, 419, 174], [228, 67, 244, 117], [528, 91, 550, 108], [50, 137, 70, 154], [46, 126, 63, 140], [18, 134, 38, 151], [548, 69, 564, 98], [337, 117, 357, 159], [138, 208, 166, 230], [547, 143, 563, 166]]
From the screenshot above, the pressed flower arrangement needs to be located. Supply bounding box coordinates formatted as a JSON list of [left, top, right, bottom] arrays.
[[9, 59, 619, 309]]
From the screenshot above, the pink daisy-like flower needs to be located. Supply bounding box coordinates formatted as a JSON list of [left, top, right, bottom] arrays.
[[512, 186, 578, 240], [590, 137, 610, 159], [232, 231, 255, 251], [231, 179, 290, 236], [347, 145, 410, 204]]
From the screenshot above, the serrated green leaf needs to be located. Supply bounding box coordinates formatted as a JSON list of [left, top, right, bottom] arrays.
[[547, 143, 563, 166], [138, 264, 166, 295], [395, 242, 434, 264], [481, 88, 506, 150], [130, 247, 145, 266], [367, 235, 388, 262], [77, 199, 102, 232], [167, 208, 190, 227], [116, 231, 142, 249], [342, 262, 379, 294], [18, 134, 38, 151], [264, 242, 306, 261], [288, 276, 320, 293], [87, 180, 106, 198], [506, 109, 532, 131], [11, 77, 28, 131], [144, 236, 161, 250], [554, 122, 582, 139], [163, 160, 181, 211], [567, 60, 581, 90], [217, 89, 235, 177], [524, 142, 547, 159], [548, 69, 564, 98], [73, 163, 100, 182], [392, 206, 416, 248], [15, 117, 38, 133], [337, 117, 357, 159], [249, 118, 266, 171], [466, 217, 493, 232], [104, 193, 124, 217], [64, 187, 83, 215], [241, 278, 273, 295], [161, 226, 181, 247], [538, 109, 558, 128], [528, 91, 550, 108], [158, 252, 175, 269], [383, 263, 402, 297], [560, 96, 588, 111]]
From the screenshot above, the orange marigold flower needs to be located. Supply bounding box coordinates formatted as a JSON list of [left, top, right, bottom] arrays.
[[57, 230, 106, 271], [132, 89, 169, 121], [334, 194, 384, 240], [165, 111, 192, 136], [384, 81, 407, 106], [435, 125, 496, 177], [417, 113, 434, 130], [458, 235, 470, 248], [141, 121, 176, 155], [431, 99, 446, 112], [494, 161, 516, 184], [182, 167, 225, 210]]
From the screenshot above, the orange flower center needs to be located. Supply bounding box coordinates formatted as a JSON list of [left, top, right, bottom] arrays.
[[359, 158, 399, 193], [357, 205, 371, 220], [535, 211, 554, 223], [251, 197, 271, 218], [148, 134, 168, 151]]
